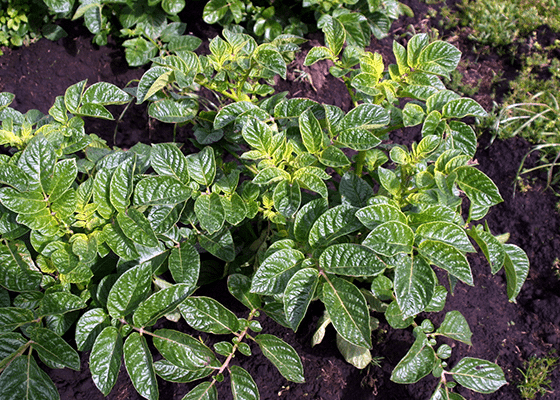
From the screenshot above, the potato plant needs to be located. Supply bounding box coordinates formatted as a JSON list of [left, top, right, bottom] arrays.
[[0, 33, 529, 400]]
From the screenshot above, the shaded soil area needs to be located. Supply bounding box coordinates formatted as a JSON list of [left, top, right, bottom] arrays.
[[1, 1, 560, 399]]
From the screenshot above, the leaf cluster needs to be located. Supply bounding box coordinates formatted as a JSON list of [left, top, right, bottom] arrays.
[[0, 0, 65, 52], [0, 32, 530, 400]]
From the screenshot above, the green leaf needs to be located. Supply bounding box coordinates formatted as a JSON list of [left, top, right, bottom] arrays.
[[0, 188, 46, 215], [83, 82, 132, 105], [351, 72, 381, 97], [110, 158, 134, 213], [394, 256, 436, 318], [253, 167, 290, 185], [182, 381, 217, 400], [150, 143, 188, 184], [356, 204, 407, 229], [416, 41, 461, 77], [47, 159, 78, 203], [436, 310, 472, 345], [37, 292, 86, 317], [179, 296, 239, 334], [0, 244, 42, 292], [299, 109, 324, 154], [29, 327, 80, 370], [137, 67, 173, 103], [339, 172, 374, 208], [336, 104, 390, 132], [336, 333, 372, 370], [425, 285, 448, 312], [134, 176, 191, 206], [17, 136, 55, 192], [0, 332, 29, 369], [503, 244, 529, 302], [124, 332, 158, 400], [442, 98, 487, 119], [0, 307, 35, 333], [0, 164, 30, 192], [294, 171, 328, 198], [308, 205, 361, 248], [418, 240, 473, 286], [168, 36, 202, 53], [149, 99, 197, 123], [416, 222, 475, 253], [450, 357, 507, 393], [186, 147, 216, 187], [337, 128, 382, 151], [117, 209, 159, 248], [134, 284, 194, 328], [199, 229, 235, 262], [230, 365, 259, 400], [154, 360, 212, 383], [194, 193, 225, 234], [391, 331, 435, 383], [92, 168, 114, 219], [377, 167, 400, 196], [103, 222, 140, 261], [75, 308, 110, 351], [214, 102, 265, 130], [123, 37, 157, 67], [362, 221, 414, 256], [221, 194, 247, 225], [43, 0, 73, 13], [273, 180, 301, 218], [403, 103, 426, 127], [467, 227, 505, 273], [321, 277, 371, 348], [90, 326, 122, 396], [455, 167, 503, 207], [323, 16, 345, 56], [320, 243, 385, 277], [393, 41, 409, 74], [318, 146, 350, 168], [241, 118, 272, 152], [64, 80, 87, 114], [284, 268, 320, 331], [293, 198, 328, 244], [162, 0, 185, 14], [106, 263, 152, 318], [427, 91, 461, 114], [254, 334, 305, 383], [0, 354, 59, 400], [250, 249, 305, 295], [228, 274, 261, 310], [254, 46, 286, 79], [152, 329, 218, 370], [203, 0, 228, 24], [169, 242, 200, 286], [303, 46, 334, 66], [407, 205, 456, 226], [447, 121, 477, 158], [77, 103, 113, 120]]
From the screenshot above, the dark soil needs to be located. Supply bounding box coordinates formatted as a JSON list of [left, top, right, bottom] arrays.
[[1, 1, 560, 399]]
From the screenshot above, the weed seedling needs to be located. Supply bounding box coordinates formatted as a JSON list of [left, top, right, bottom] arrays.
[[518, 352, 558, 399]]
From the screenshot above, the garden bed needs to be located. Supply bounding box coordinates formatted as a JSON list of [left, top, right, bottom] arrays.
[[1, 1, 559, 399]]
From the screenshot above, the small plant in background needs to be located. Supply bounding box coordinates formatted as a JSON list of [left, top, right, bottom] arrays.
[[518, 352, 558, 399], [552, 258, 560, 280], [457, 0, 560, 51], [0, 0, 66, 54]]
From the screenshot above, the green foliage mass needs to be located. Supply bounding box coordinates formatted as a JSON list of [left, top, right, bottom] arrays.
[[0, 28, 528, 400], [458, 0, 560, 48], [0, 0, 65, 54]]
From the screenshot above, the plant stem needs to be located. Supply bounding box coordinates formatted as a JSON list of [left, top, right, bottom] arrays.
[[355, 150, 366, 176]]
